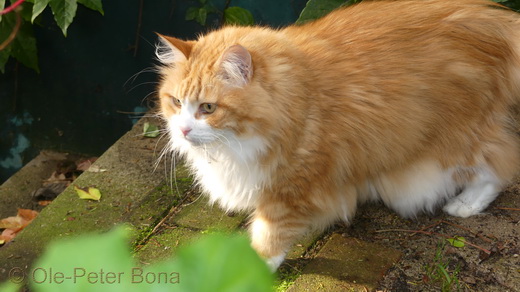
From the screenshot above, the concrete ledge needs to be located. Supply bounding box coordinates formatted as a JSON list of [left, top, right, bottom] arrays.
[[0, 151, 80, 218], [0, 117, 189, 282]]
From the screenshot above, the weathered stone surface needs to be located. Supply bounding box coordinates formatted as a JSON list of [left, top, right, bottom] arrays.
[[173, 197, 246, 231], [136, 226, 202, 265], [0, 117, 190, 282], [0, 151, 77, 218], [288, 233, 402, 291]]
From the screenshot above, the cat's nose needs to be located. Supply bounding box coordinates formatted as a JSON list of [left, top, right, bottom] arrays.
[[180, 127, 192, 137]]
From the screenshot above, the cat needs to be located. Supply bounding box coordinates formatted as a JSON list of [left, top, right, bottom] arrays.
[[155, 0, 520, 271]]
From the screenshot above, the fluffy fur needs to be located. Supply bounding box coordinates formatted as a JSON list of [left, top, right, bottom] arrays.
[[156, 0, 520, 270]]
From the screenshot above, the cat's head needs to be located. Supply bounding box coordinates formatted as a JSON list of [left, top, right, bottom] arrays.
[[155, 33, 272, 156]]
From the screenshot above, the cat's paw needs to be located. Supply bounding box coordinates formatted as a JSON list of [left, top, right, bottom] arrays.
[[265, 254, 285, 272], [443, 199, 478, 218]]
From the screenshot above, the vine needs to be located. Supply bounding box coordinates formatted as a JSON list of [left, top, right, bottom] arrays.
[[185, 0, 254, 26], [0, 0, 104, 73]]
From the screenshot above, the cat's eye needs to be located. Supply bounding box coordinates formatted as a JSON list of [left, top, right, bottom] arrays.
[[201, 103, 217, 114], [172, 97, 182, 108]]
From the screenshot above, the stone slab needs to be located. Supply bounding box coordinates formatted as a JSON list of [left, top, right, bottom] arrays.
[[0, 117, 191, 282], [0, 151, 81, 218], [173, 197, 246, 231], [136, 226, 202, 265], [288, 234, 402, 291]]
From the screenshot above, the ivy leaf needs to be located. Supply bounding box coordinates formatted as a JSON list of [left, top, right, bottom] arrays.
[[185, 6, 199, 21], [143, 122, 160, 138], [224, 7, 254, 26], [196, 6, 208, 26], [74, 186, 102, 201], [77, 0, 104, 15], [185, 5, 210, 26], [49, 0, 78, 36], [446, 236, 466, 248], [32, 0, 50, 23], [297, 0, 355, 24]]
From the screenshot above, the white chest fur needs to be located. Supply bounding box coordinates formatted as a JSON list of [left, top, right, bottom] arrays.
[[184, 135, 269, 212]]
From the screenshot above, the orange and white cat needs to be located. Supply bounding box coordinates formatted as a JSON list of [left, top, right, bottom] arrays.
[[156, 0, 520, 270]]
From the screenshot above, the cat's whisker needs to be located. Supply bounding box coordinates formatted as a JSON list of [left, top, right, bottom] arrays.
[[212, 132, 232, 148], [124, 67, 159, 86], [152, 132, 171, 171], [140, 90, 159, 104], [170, 151, 182, 197], [140, 112, 162, 119], [126, 82, 160, 95]]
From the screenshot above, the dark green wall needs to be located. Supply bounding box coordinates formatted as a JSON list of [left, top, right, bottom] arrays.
[[0, 0, 307, 183]]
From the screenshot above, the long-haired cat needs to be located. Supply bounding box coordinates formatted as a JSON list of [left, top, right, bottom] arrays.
[[155, 0, 520, 270]]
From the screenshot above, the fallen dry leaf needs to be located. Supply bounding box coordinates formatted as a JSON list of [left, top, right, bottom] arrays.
[[86, 165, 107, 173], [76, 157, 98, 172], [38, 200, 53, 206], [0, 229, 16, 242], [43, 171, 68, 185], [74, 186, 102, 201], [0, 216, 24, 230], [0, 208, 39, 244]]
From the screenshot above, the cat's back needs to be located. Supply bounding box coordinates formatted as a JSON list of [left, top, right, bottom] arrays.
[[284, 0, 520, 69], [281, 0, 520, 107], [287, 0, 518, 42]]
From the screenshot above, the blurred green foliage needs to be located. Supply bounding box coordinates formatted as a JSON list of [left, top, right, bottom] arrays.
[[0, 0, 104, 73]]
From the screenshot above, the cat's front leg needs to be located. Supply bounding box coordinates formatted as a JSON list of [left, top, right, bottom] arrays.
[[249, 206, 310, 271]]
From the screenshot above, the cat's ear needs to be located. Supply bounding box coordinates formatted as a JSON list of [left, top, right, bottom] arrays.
[[218, 45, 253, 87], [155, 34, 194, 65]]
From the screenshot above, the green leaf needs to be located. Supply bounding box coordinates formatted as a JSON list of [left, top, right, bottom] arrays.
[[0, 282, 20, 292], [152, 234, 274, 292], [0, 8, 13, 73], [28, 227, 273, 292], [77, 0, 104, 15], [19, 1, 36, 22], [195, 6, 207, 26], [185, 6, 199, 21], [446, 236, 466, 248], [30, 226, 136, 292], [0, 47, 10, 73], [10, 17, 40, 73], [297, 0, 357, 24], [74, 186, 102, 201], [224, 7, 254, 26], [0, 0, 5, 22], [32, 0, 50, 23], [143, 122, 160, 138], [0, 12, 39, 73], [186, 6, 210, 26], [49, 0, 78, 36]]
